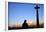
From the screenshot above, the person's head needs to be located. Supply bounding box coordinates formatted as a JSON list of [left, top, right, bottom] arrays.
[[24, 20, 27, 23]]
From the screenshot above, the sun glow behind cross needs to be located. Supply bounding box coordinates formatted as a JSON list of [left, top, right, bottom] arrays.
[[9, 20, 37, 27]]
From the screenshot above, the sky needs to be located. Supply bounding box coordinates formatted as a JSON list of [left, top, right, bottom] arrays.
[[8, 2, 44, 27]]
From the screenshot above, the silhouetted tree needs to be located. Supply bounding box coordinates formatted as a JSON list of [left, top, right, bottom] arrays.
[[22, 20, 28, 28]]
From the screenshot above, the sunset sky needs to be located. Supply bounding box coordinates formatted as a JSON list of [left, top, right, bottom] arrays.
[[8, 2, 44, 27]]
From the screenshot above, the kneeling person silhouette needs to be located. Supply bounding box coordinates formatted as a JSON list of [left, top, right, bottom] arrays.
[[22, 20, 28, 29]]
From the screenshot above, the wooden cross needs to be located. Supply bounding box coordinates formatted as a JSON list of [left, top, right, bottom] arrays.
[[35, 5, 40, 28]]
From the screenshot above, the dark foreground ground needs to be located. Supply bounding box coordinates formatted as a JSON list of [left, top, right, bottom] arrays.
[[8, 23, 44, 30]]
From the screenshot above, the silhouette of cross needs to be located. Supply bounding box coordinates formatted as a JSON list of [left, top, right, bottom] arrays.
[[34, 5, 40, 28]]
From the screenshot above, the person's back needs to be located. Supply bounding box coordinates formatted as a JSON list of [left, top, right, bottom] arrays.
[[22, 20, 28, 28]]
